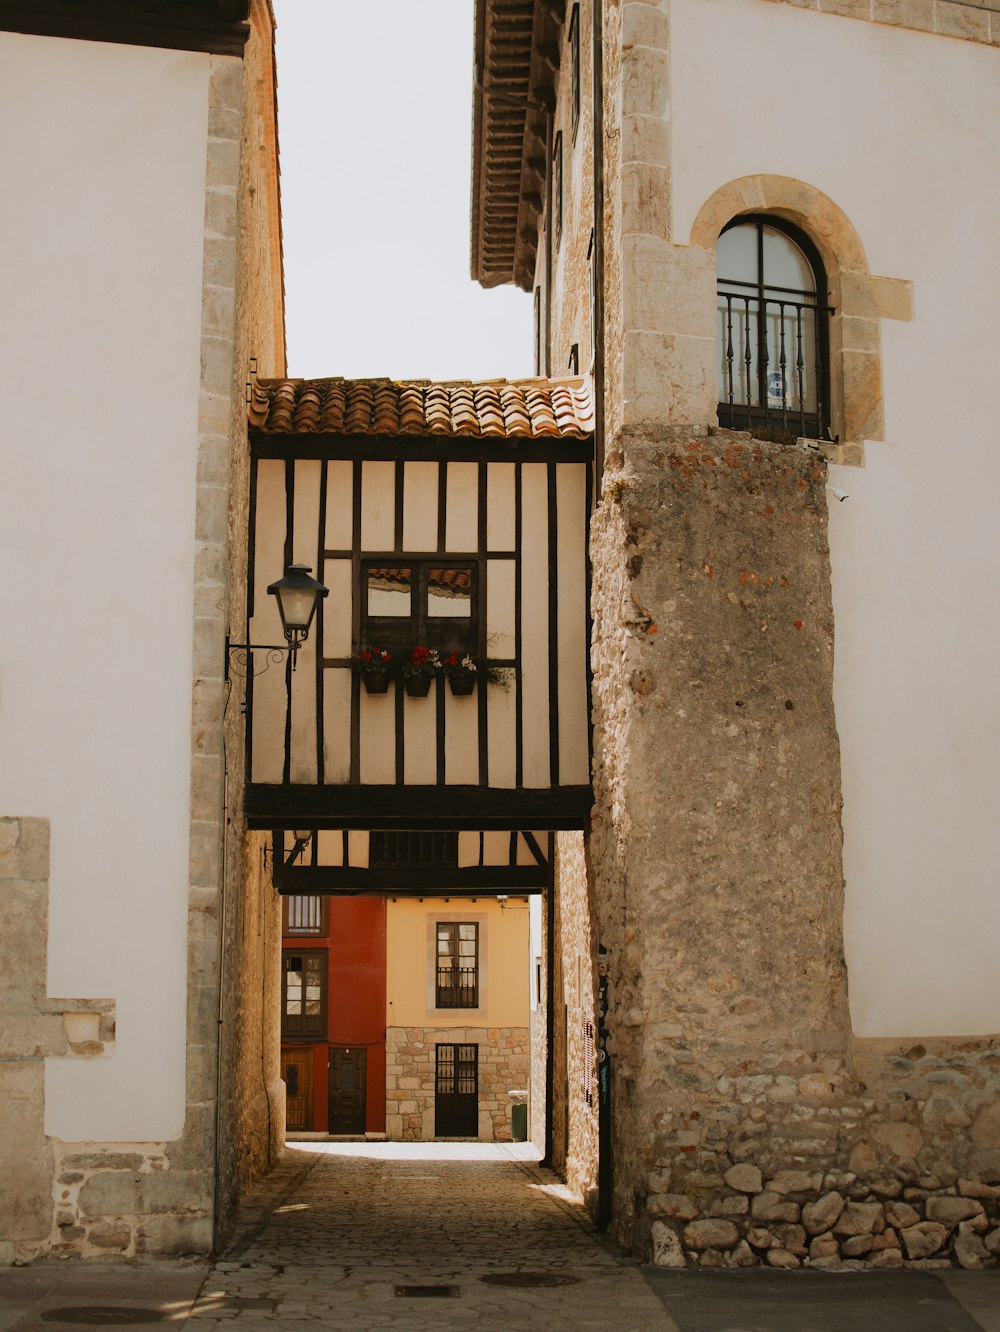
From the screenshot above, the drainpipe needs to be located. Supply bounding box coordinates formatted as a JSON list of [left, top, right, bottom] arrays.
[[596, 943, 612, 1230], [591, 0, 606, 500]]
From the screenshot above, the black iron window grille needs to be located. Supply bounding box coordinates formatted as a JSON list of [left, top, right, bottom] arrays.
[[371, 831, 458, 868], [283, 895, 327, 936], [435, 1043, 479, 1137], [716, 215, 831, 441], [436, 922, 479, 1008], [569, 4, 580, 143]]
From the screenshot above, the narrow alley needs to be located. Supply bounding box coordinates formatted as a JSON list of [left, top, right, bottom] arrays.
[[187, 1142, 671, 1329]]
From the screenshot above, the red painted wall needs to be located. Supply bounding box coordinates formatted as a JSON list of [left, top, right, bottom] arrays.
[[327, 897, 387, 1134], [282, 896, 387, 1135]]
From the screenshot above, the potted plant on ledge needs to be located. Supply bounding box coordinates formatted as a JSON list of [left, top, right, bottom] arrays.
[[443, 651, 477, 696], [353, 647, 393, 694], [403, 645, 440, 697]]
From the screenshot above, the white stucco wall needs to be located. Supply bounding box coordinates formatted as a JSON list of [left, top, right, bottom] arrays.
[[670, 0, 1000, 1035], [0, 32, 212, 1136]]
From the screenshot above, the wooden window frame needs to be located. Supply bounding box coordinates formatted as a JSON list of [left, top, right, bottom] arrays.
[[435, 921, 480, 1010], [361, 559, 478, 657], [282, 949, 327, 1040]]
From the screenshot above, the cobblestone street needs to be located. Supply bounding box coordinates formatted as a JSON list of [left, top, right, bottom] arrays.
[[2, 1145, 999, 1329], [188, 1142, 672, 1330]]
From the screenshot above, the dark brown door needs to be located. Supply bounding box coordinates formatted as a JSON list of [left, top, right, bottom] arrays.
[[282, 1047, 314, 1132], [328, 1047, 366, 1135], [435, 1043, 478, 1137]]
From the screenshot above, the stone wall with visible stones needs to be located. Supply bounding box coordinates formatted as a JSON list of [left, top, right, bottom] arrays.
[[588, 427, 851, 1258], [584, 425, 1000, 1269], [552, 832, 599, 1212], [642, 1036, 1000, 1271], [756, 0, 1000, 47], [210, 0, 286, 1244], [385, 1026, 529, 1141]]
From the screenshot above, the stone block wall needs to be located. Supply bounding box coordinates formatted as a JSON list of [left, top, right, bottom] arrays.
[[589, 427, 850, 1257], [642, 1036, 1000, 1270], [552, 832, 599, 1211], [385, 1026, 529, 1141], [583, 426, 1000, 1268], [210, 0, 286, 1244]]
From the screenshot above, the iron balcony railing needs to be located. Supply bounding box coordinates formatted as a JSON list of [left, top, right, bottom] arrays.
[[717, 287, 832, 440], [436, 967, 479, 1009]]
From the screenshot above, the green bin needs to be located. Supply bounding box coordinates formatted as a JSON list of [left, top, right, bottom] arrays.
[[511, 1101, 528, 1142]]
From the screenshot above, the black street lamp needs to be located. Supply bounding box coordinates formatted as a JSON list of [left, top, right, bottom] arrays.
[[225, 563, 329, 679], [267, 563, 329, 653]]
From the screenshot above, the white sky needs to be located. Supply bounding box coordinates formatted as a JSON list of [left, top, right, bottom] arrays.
[[274, 1, 532, 382]]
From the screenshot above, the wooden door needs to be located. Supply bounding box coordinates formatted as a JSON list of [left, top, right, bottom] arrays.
[[328, 1047, 366, 1135], [282, 1047, 314, 1132], [435, 1043, 478, 1137]]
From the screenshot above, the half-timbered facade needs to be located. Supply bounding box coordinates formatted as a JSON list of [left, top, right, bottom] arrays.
[[244, 376, 594, 841]]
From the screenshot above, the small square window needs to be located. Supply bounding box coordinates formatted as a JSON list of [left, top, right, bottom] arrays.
[[361, 559, 477, 656], [366, 566, 412, 618]]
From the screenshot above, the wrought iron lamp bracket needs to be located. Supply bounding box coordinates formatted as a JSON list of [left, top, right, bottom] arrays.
[[224, 635, 294, 681]]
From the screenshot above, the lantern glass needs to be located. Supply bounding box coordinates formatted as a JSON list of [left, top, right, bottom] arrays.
[[266, 563, 329, 647]]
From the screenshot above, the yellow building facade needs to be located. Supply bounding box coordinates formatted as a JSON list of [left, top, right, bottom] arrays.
[[385, 897, 530, 1140]]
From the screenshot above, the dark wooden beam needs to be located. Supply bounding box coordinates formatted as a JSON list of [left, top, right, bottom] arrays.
[[0, 0, 250, 55], [246, 783, 594, 831], [249, 434, 593, 464], [272, 864, 547, 894]]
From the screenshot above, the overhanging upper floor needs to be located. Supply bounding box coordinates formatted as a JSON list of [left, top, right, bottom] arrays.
[[242, 375, 595, 833]]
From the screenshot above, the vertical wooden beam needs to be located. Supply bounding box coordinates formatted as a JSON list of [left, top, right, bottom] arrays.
[[316, 458, 328, 785], [515, 460, 523, 789], [349, 459, 362, 785], [477, 460, 489, 786], [547, 463, 560, 786], [282, 458, 295, 786]]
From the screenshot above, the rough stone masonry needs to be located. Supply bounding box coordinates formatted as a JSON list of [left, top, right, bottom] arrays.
[[579, 429, 1000, 1269]]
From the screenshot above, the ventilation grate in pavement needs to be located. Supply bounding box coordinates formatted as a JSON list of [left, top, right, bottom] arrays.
[[395, 1285, 460, 1298], [480, 1272, 580, 1288], [41, 1310, 168, 1325]]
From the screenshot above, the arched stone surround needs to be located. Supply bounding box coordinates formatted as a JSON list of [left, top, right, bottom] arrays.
[[689, 175, 913, 465]]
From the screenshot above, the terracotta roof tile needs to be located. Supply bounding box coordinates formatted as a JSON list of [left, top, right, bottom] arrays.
[[248, 376, 593, 440]]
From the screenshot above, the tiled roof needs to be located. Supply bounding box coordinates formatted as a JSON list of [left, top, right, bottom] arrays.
[[248, 377, 593, 439]]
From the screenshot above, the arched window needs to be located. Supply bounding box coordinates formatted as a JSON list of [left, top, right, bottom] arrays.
[[716, 216, 830, 440]]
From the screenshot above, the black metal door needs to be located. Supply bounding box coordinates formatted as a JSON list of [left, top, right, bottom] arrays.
[[435, 1044, 478, 1137]]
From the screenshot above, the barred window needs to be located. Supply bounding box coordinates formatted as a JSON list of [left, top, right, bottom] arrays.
[[282, 895, 327, 937], [717, 216, 830, 441], [436, 922, 479, 1009]]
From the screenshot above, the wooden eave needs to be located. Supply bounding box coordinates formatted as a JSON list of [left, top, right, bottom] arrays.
[[471, 0, 561, 291], [0, 0, 251, 55]]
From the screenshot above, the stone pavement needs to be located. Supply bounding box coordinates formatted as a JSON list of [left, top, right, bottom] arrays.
[[0, 1143, 998, 1330], [189, 1141, 673, 1330]]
